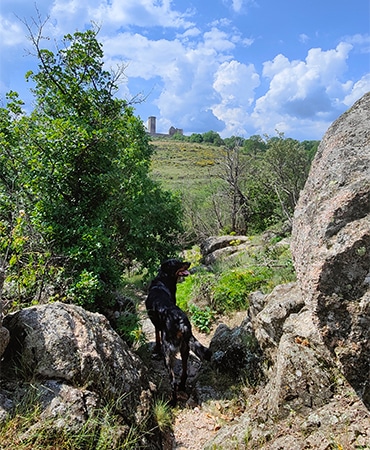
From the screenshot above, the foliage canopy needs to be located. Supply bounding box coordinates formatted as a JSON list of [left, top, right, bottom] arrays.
[[0, 27, 183, 311]]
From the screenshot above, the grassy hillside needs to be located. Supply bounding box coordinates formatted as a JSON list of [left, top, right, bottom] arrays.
[[150, 138, 224, 196]]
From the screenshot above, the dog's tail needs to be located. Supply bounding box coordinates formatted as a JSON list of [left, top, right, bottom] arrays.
[[189, 335, 212, 361]]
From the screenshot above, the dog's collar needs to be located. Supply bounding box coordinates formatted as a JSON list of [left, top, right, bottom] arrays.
[[151, 283, 172, 299]]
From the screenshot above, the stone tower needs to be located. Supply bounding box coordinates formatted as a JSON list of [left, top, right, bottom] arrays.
[[148, 116, 156, 134]]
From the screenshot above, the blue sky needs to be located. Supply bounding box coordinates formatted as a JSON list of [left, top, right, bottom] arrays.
[[1, 0, 369, 140]]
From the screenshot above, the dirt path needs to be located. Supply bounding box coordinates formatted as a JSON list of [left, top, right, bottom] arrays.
[[171, 406, 219, 450]]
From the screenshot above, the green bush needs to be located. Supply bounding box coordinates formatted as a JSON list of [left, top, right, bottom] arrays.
[[67, 269, 103, 307], [188, 304, 215, 333], [212, 266, 273, 312], [176, 276, 194, 311], [176, 266, 217, 311], [254, 242, 296, 290]]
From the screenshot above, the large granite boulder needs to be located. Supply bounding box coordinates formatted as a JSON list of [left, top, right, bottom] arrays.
[[251, 282, 304, 359], [250, 282, 335, 418], [1, 302, 157, 446], [291, 92, 370, 406]]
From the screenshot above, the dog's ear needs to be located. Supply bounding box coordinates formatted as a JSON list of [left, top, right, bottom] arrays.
[[160, 259, 177, 275]]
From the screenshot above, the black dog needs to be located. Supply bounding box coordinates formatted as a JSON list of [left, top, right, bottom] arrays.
[[145, 259, 211, 404]]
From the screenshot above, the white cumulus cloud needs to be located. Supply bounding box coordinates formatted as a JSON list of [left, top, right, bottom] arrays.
[[343, 74, 370, 106], [252, 43, 354, 137], [212, 60, 260, 136]]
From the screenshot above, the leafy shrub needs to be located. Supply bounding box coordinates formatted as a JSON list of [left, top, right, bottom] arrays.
[[164, 240, 295, 321], [175, 276, 194, 311], [67, 269, 103, 307], [212, 266, 273, 312], [176, 264, 217, 311], [0, 29, 184, 313], [188, 304, 215, 333]]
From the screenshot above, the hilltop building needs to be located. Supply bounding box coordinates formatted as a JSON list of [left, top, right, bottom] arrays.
[[147, 116, 183, 137]]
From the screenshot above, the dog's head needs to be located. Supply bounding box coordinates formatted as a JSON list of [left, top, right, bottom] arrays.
[[160, 259, 191, 279]]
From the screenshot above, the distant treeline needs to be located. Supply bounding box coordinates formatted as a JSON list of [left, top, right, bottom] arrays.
[[170, 129, 320, 157]]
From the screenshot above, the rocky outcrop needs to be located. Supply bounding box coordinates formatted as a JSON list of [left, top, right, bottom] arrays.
[[210, 319, 263, 386], [256, 303, 335, 418], [0, 302, 158, 447], [208, 378, 370, 449], [200, 235, 251, 265], [207, 281, 370, 449], [291, 92, 370, 407], [251, 282, 304, 359], [3, 303, 148, 402], [200, 234, 290, 266], [206, 93, 370, 448], [247, 283, 336, 418]]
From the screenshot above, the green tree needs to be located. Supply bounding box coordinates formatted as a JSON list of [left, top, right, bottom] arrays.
[[171, 131, 186, 141], [243, 135, 267, 155], [261, 134, 312, 226], [223, 135, 245, 149], [214, 133, 313, 235], [301, 139, 320, 161], [189, 133, 203, 143], [0, 91, 57, 310], [202, 130, 223, 146], [0, 25, 183, 310]]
